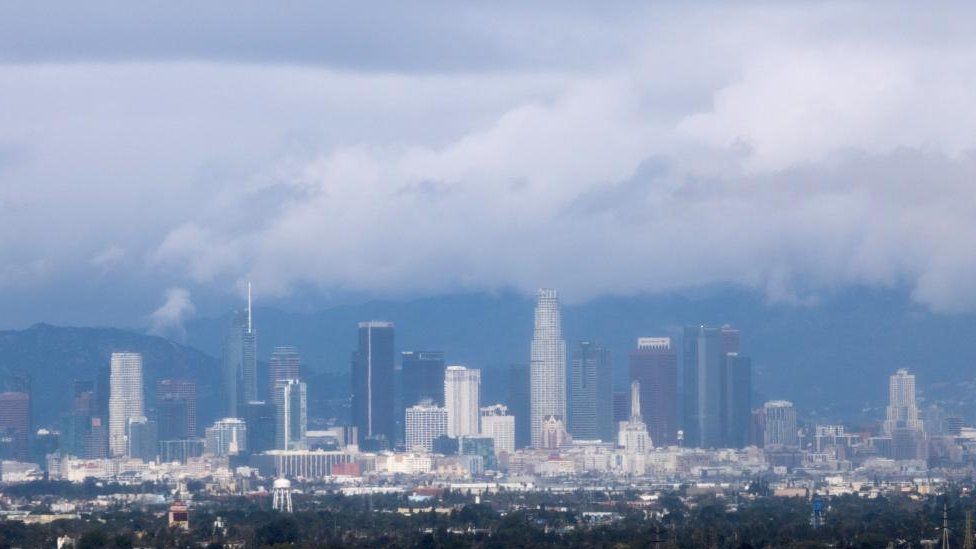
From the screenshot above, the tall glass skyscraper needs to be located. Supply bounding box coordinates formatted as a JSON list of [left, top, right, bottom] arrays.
[[444, 365, 480, 437], [109, 352, 144, 457], [724, 353, 752, 448], [682, 326, 723, 448], [268, 346, 301, 396], [351, 321, 395, 446], [507, 363, 531, 449], [530, 289, 566, 448], [402, 351, 446, 408], [222, 283, 256, 418], [569, 341, 612, 441]]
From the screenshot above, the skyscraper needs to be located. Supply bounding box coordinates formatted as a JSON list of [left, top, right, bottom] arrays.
[[530, 288, 566, 447], [269, 346, 301, 393], [222, 283, 257, 418], [724, 353, 752, 448], [351, 321, 395, 446], [405, 400, 447, 452], [402, 351, 446, 408], [205, 417, 247, 456], [445, 365, 480, 437], [480, 404, 516, 455], [762, 400, 798, 447], [507, 364, 531, 449], [109, 352, 144, 457], [569, 341, 612, 441], [0, 392, 30, 461], [629, 337, 678, 446], [156, 379, 196, 438], [273, 379, 307, 450], [682, 326, 723, 448], [242, 400, 276, 454], [883, 368, 923, 435]]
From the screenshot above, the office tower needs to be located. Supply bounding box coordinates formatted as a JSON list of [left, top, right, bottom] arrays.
[[629, 337, 678, 446], [242, 400, 276, 454], [269, 346, 301, 392], [273, 379, 307, 450], [157, 396, 190, 442], [530, 288, 566, 447], [762, 400, 798, 447], [405, 400, 447, 452], [351, 321, 395, 446], [156, 379, 197, 438], [618, 380, 652, 453], [724, 353, 752, 448], [883, 369, 923, 435], [480, 404, 516, 455], [569, 341, 612, 441], [222, 283, 257, 418], [126, 416, 157, 460], [612, 390, 630, 425], [205, 418, 247, 456], [109, 352, 144, 457], [682, 326, 723, 448], [720, 324, 741, 355], [0, 392, 30, 461], [507, 364, 531, 449], [402, 351, 446, 408], [445, 365, 480, 437]]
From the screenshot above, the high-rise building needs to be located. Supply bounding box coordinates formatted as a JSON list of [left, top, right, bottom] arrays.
[[402, 351, 446, 408], [480, 404, 515, 455], [222, 283, 257, 418], [351, 321, 395, 446], [720, 325, 741, 355], [540, 415, 569, 449], [269, 346, 301, 393], [530, 288, 566, 447], [569, 341, 612, 441], [405, 400, 447, 452], [445, 366, 480, 437], [109, 352, 144, 457], [682, 326, 723, 448], [724, 353, 752, 448], [883, 369, 922, 435], [507, 364, 531, 449], [618, 380, 652, 453], [156, 396, 190, 442], [0, 392, 30, 461], [612, 390, 630, 425], [629, 337, 678, 446], [126, 416, 157, 461], [242, 400, 276, 454], [273, 380, 307, 450], [205, 418, 247, 456], [156, 379, 196, 438], [762, 400, 798, 448]]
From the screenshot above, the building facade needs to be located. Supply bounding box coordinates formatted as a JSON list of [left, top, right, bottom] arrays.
[[569, 341, 613, 441], [762, 400, 798, 448], [269, 346, 301, 396], [205, 417, 247, 456], [405, 401, 447, 452], [222, 284, 257, 418], [445, 365, 480, 437], [351, 321, 395, 446], [682, 326, 724, 448], [273, 380, 307, 450], [109, 352, 144, 457], [402, 351, 446, 408], [480, 404, 516, 455], [530, 289, 566, 447], [629, 337, 678, 446]]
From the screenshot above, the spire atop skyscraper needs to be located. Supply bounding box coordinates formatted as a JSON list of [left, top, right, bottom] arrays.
[[247, 281, 253, 334], [630, 380, 641, 420]]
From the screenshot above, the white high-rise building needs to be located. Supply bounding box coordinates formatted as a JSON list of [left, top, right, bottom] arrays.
[[618, 380, 652, 453], [109, 352, 144, 457], [762, 400, 799, 447], [884, 368, 923, 435], [444, 365, 480, 437], [480, 404, 516, 455], [405, 400, 447, 452], [273, 379, 307, 450], [530, 288, 566, 447]]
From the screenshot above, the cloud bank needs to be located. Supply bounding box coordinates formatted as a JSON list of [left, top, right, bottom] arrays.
[[1, 2, 976, 325]]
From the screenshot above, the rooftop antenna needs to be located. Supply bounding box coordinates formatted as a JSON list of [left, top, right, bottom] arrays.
[[247, 281, 253, 334]]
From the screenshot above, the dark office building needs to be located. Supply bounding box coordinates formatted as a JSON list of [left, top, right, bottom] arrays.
[[157, 396, 190, 442], [507, 363, 531, 449], [724, 353, 752, 448], [0, 392, 30, 461], [683, 326, 724, 448], [629, 337, 678, 446], [569, 342, 613, 441], [402, 351, 446, 408], [613, 390, 630, 425], [351, 321, 396, 446], [156, 379, 197, 437], [242, 400, 276, 454]]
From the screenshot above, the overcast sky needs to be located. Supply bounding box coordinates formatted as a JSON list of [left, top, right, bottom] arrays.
[[2, 2, 976, 331]]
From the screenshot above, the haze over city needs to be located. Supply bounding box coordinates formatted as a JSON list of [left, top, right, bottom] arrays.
[[2, 2, 976, 547]]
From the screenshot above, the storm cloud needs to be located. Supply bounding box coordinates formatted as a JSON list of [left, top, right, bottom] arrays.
[[2, 2, 976, 326]]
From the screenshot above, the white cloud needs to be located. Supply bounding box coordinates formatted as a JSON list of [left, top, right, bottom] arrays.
[[148, 287, 196, 340]]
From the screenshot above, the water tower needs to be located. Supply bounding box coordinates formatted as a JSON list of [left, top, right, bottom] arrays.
[[272, 478, 292, 513]]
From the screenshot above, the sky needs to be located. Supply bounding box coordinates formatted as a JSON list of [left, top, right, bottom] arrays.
[[2, 2, 976, 331]]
